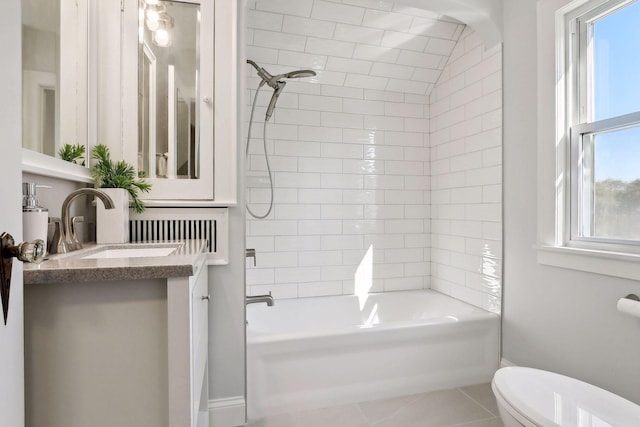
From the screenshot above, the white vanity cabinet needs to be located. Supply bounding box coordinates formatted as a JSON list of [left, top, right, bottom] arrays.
[[23, 244, 209, 427]]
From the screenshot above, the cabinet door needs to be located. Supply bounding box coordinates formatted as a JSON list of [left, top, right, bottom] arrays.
[[190, 259, 209, 426], [167, 256, 208, 427], [120, 0, 237, 204]]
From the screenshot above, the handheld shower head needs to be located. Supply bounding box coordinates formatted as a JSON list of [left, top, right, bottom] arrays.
[[247, 59, 317, 121], [247, 60, 317, 89], [265, 81, 286, 122]]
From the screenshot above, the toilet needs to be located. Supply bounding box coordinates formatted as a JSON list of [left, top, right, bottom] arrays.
[[492, 367, 640, 426]]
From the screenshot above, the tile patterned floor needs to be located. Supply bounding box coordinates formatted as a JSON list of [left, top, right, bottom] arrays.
[[246, 383, 504, 427]]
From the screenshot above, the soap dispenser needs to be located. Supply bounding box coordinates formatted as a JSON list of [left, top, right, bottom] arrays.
[[22, 182, 49, 254]]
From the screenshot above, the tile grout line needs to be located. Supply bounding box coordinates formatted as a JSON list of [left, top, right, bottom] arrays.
[[365, 392, 428, 426], [457, 387, 500, 417], [353, 400, 374, 427]]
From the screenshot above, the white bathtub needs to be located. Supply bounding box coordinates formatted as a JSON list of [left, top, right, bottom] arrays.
[[246, 290, 500, 419]]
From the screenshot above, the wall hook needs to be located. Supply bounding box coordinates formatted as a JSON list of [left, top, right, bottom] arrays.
[[0, 232, 45, 325]]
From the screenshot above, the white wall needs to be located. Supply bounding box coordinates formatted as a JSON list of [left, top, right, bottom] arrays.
[[245, 0, 467, 299], [207, 207, 246, 403], [0, 1, 26, 425], [22, 173, 89, 243], [429, 27, 502, 312], [244, 1, 503, 312], [503, 0, 640, 404]]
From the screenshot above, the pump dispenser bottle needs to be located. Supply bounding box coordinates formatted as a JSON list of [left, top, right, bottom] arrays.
[[22, 182, 49, 254]]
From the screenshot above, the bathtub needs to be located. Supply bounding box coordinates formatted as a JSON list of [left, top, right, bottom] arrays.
[[246, 289, 500, 419]]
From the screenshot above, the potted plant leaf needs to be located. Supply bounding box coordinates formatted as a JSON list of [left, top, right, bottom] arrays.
[[91, 144, 151, 243], [58, 143, 86, 165]]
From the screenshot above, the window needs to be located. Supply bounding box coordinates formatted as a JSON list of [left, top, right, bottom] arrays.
[[567, 0, 640, 251]]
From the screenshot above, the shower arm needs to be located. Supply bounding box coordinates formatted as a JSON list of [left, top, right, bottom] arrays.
[[247, 59, 279, 89]]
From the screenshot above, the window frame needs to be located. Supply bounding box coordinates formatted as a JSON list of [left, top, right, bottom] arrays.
[[536, 0, 640, 281], [565, 0, 640, 253], [569, 113, 640, 249]]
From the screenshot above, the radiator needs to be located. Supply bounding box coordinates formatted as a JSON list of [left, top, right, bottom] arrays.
[[129, 207, 228, 264]]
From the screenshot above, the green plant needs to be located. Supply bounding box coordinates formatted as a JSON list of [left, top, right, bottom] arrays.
[[58, 143, 86, 165], [91, 144, 151, 213]]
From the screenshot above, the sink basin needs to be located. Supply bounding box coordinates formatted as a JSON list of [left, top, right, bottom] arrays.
[[82, 246, 178, 259]]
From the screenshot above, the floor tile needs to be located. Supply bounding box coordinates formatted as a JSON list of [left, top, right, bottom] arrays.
[[247, 403, 370, 427], [247, 383, 503, 427], [455, 417, 505, 427], [459, 383, 500, 417], [357, 393, 421, 423], [371, 389, 494, 427], [246, 412, 296, 427], [289, 403, 369, 427]]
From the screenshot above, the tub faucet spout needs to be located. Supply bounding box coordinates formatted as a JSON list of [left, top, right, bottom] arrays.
[[246, 292, 274, 306]]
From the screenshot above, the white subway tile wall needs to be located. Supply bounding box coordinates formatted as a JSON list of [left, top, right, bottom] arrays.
[[245, 1, 502, 313], [429, 27, 502, 314]]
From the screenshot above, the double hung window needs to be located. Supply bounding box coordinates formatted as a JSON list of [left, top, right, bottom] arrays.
[[566, 0, 640, 251]]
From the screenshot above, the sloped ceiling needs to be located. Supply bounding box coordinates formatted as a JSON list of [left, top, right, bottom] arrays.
[[250, 0, 468, 96]]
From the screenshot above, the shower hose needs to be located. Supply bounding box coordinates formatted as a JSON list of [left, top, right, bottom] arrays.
[[245, 83, 273, 219]]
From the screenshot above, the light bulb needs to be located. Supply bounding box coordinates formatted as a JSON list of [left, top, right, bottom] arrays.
[[146, 9, 159, 23], [154, 29, 171, 47], [146, 19, 160, 31]]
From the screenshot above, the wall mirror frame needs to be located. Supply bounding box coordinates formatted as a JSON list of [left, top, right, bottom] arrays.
[[121, 0, 237, 205], [21, 0, 96, 183]]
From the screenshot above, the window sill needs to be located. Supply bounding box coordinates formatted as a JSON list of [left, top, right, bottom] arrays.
[[537, 245, 640, 280]]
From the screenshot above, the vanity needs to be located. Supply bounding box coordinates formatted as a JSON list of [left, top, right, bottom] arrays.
[[23, 241, 210, 427]]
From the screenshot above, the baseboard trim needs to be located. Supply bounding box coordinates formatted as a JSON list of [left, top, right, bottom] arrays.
[[500, 358, 516, 368], [209, 396, 246, 427]]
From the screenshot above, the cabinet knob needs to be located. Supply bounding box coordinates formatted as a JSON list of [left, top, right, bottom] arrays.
[[201, 295, 210, 301]]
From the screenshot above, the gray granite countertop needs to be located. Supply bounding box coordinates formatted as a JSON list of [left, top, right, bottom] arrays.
[[24, 240, 208, 284]]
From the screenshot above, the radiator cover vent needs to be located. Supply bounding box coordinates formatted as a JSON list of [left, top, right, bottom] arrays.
[[129, 219, 216, 252], [129, 207, 229, 264]]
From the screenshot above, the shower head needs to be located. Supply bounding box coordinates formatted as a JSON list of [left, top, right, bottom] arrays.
[[247, 59, 317, 121], [246, 59, 316, 89], [281, 69, 317, 79]]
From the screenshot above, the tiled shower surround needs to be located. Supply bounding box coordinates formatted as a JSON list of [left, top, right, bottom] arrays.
[[429, 28, 502, 312], [245, 0, 502, 313]]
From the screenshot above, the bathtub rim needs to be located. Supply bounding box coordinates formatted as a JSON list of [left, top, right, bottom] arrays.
[[247, 289, 499, 344]]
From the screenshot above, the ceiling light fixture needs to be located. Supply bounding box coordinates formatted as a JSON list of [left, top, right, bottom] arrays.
[[141, 1, 174, 48]]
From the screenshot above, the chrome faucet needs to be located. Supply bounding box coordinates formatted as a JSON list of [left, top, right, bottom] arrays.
[[246, 292, 274, 306], [58, 188, 115, 253]]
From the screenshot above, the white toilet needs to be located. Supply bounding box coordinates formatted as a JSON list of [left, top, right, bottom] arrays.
[[492, 367, 640, 426]]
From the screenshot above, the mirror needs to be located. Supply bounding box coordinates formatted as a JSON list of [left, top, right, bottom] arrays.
[[123, 0, 224, 201], [138, 0, 200, 179], [21, 0, 89, 165]]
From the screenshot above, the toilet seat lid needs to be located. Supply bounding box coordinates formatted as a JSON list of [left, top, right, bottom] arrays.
[[493, 367, 640, 427]]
